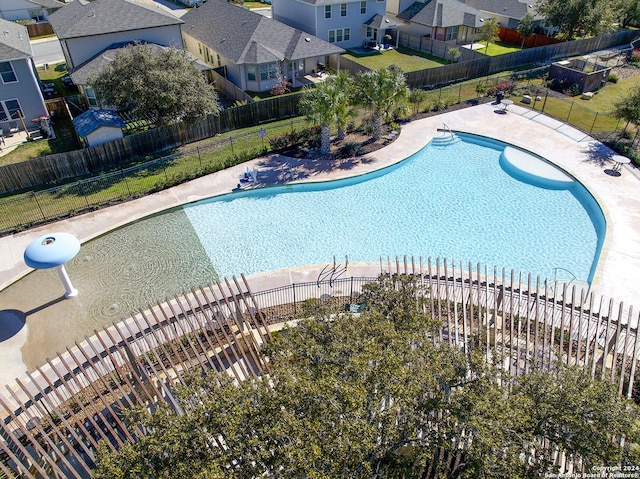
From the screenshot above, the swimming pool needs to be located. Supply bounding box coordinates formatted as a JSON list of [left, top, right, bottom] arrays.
[[184, 132, 603, 283], [0, 131, 605, 369]]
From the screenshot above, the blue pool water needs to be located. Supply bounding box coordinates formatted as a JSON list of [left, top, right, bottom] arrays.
[[184, 133, 604, 283]]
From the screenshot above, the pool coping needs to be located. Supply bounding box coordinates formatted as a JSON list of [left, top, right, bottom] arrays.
[[1, 103, 639, 308]]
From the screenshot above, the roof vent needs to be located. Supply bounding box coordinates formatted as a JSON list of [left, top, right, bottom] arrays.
[[305, 37, 311, 42]]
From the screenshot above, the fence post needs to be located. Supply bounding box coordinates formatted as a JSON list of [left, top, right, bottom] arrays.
[[566, 101, 574, 123], [230, 137, 235, 156], [458, 84, 462, 104], [541, 91, 548, 113], [32, 192, 45, 221], [121, 170, 132, 197], [77, 181, 90, 209], [197, 147, 202, 169], [293, 283, 297, 314], [590, 112, 599, 135]]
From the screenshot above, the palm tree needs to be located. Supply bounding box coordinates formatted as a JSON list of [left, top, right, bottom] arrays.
[[327, 71, 355, 141], [299, 82, 335, 155], [355, 66, 409, 140]]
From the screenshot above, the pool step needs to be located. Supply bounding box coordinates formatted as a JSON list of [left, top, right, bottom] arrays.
[[431, 132, 460, 147]]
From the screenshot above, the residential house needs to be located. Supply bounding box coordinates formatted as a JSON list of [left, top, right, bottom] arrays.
[[0, 18, 48, 136], [390, 0, 485, 42], [182, 0, 344, 93], [462, 0, 540, 29], [0, 0, 65, 23], [271, 0, 402, 50], [49, 0, 184, 106]]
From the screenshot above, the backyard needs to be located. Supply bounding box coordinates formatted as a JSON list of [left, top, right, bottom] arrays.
[[343, 46, 447, 72]]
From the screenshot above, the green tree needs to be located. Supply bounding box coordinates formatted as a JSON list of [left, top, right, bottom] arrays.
[[517, 12, 537, 48], [299, 81, 337, 155], [447, 46, 461, 63], [298, 72, 355, 154], [355, 66, 409, 140], [613, 84, 640, 137], [616, 0, 640, 27], [479, 17, 500, 54], [535, 0, 616, 39], [93, 276, 639, 479], [329, 71, 356, 140], [89, 43, 219, 126]]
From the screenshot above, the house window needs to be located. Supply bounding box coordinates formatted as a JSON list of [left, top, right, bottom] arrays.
[[259, 62, 277, 80], [341, 3, 347, 16], [198, 43, 203, 55], [325, 5, 331, 18], [29, 9, 46, 22], [247, 66, 256, 81], [366, 26, 374, 38], [445, 26, 458, 41], [216, 53, 221, 66], [360, 1, 366, 14], [84, 86, 98, 107], [328, 28, 350, 43], [0, 62, 17, 83], [0, 99, 21, 122]]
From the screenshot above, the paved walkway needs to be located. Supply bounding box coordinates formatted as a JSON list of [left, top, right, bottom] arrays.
[[1, 103, 639, 386]]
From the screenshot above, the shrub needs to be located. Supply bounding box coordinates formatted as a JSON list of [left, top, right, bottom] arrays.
[[475, 82, 489, 95], [608, 72, 619, 83], [268, 126, 320, 151], [487, 81, 516, 97], [340, 142, 362, 157], [629, 49, 640, 65]]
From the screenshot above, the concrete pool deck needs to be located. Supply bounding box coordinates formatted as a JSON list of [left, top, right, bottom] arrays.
[[0, 103, 639, 385]]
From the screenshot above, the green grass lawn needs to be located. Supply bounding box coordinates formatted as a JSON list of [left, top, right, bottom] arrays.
[[244, 1, 270, 8], [37, 62, 79, 98], [343, 46, 447, 72], [479, 41, 523, 56]]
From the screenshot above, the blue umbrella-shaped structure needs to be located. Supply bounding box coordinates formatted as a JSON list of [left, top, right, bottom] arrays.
[[24, 233, 80, 298]]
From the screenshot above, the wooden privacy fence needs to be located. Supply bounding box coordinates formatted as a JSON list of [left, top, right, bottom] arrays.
[[403, 29, 640, 89], [25, 23, 54, 39], [0, 257, 638, 477], [0, 94, 302, 194], [498, 26, 565, 48]]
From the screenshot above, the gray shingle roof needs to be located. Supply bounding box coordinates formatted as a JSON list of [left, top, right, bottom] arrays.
[[26, 0, 66, 9], [49, 0, 183, 40], [0, 19, 32, 61], [398, 0, 483, 28], [463, 0, 538, 20], [182, 0, 344, 64], [70, 42, 211, 85], [72, 109, 125, 137], [364, 14, 403, 29]]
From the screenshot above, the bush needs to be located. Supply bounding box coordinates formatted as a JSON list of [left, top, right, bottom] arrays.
[[339, 142, 362, 157], [629, 49, 640, 65], [475, 82, 489, 95], [268, 126, 320, 151], [487, 81, 516, 97], [608, 72, 619, 83]]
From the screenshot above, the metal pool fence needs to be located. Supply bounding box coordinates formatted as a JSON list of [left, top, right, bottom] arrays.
[[0, 257, 638, 477], [0, 118, 308, 237]]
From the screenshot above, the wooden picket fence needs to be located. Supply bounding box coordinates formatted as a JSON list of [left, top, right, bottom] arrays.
[[0, 257, 637, 477]]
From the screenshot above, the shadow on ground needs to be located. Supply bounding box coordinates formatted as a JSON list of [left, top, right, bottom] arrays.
[[256, 154, 375, 184]]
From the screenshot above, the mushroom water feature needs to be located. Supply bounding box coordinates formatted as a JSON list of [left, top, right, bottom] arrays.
[[23, 233, 80, 298]]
